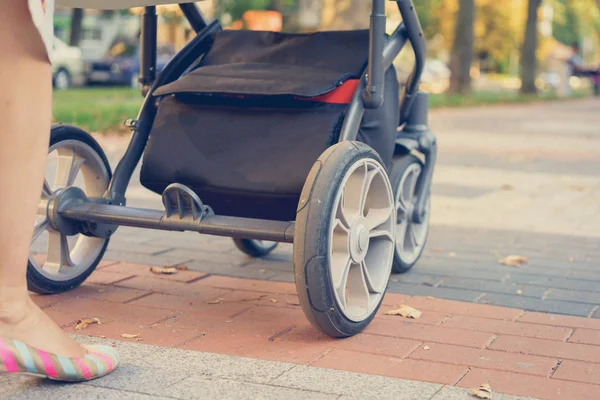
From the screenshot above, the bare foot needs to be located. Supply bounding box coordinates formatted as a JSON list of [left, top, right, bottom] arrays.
[[0, 295, 87, 358]]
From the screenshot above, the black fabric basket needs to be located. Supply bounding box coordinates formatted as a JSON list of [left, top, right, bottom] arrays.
[[140, 30, 399, 221]]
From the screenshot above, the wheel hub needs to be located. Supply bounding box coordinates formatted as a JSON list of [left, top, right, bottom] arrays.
[[349, 218, 370, 263]]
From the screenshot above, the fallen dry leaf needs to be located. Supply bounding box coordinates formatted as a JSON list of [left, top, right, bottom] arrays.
[[270, 299, 278, 303], [425, 296, 435, 300], [423, 345, 431, 350], [501, 184, 514, 191], [570, 185, 586, 191], [448, 252, 457, 258], [385, 305, 422, 319], [469, 383, 492, 399], [240, 294, 268, 302], [499, 255, 528, 267], [75, 318, 101, 331], [259, 268, 267, 273], [150, 266, 178, 275], [208, 298, 224, 304], [175, 265, 189, 271], [568, 257, 574, 263], [120, 334, 140, 339], [286, 300, 301, 306], [516, 289, 523, 295]]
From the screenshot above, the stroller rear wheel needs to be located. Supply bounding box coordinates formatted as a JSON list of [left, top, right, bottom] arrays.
[[232, 239, 277, 258], [294, 142, 395, 337], [391, 154, 430, 273], [27, 125, 112, 294]]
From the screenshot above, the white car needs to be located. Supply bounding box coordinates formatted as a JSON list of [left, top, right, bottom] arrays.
[[51, 37, 84, 90]]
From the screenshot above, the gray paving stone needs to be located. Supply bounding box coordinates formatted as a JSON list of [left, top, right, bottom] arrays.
[[271, 365, 442, 399], [161, 376, 336, 400], [431, 183, 495, 199], [391, 272, 445, 287], [387, 282, 483, 302], [85, 360, 189, 394], [507, 274, 600, 292], [545, 288, 600, 304], [137, 347, 295, 385], [244, 259, 293, 273], [5, 384, 166, 400], [566, 269, 600, 280], [0, 375, 39, 398], [416, 263, 511, 281], [438, 277, 548, 298], [429, 386, 539, 400], [478, 293, 596, 317]]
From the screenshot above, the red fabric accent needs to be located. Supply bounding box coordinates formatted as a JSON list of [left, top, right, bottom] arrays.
[[308, 79, 359, 104]]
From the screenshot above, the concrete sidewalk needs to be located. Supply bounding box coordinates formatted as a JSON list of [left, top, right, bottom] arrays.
[[1, 338, 535, 400]]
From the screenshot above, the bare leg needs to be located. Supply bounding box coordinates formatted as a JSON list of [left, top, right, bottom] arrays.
[[0, 0, 86, 358]]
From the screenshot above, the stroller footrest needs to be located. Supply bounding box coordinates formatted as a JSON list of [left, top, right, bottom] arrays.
[[162, 183, 214, 222]]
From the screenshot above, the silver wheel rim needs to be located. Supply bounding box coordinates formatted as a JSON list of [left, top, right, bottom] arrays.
[[31, 140, 110, 282], [55, 71, 69, 90], [329, 158, 395, 322], [395, 162, 430, 265]]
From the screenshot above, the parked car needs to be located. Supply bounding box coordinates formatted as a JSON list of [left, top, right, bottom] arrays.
[[85, 37, 175, 87], [51, 37, 84, 90], [394, 58, 450, 94]]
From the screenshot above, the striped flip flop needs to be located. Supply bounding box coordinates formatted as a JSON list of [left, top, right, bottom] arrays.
[[0, 336, 120, 382]]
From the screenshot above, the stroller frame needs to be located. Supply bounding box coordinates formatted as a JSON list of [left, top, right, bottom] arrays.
[[53, 0, 436, 243]]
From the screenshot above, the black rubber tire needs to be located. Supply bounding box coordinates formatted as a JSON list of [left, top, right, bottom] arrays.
[[294, 141, 392, 338], [232, 239, 278, 258], [27, 124, 112, 295], [53, 68, 71, 90], [390, 154, 429, 274]]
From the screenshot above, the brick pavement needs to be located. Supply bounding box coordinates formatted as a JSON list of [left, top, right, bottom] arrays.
[[13, 263, 600, 400]]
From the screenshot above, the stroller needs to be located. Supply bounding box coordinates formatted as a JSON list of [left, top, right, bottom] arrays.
[[33, 0, 437, 338]]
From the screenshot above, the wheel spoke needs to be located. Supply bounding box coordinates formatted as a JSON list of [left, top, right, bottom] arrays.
[[44, 230, 73, 274], [406, 223, 419, 251], [32, 220, 48, 243], [342, 164, 367, 223], [346, 262, 370, 314], [402, 168, 420, 206], [365, 205, 393, 231], [336, 192, 352, 230], [41, 179, 53, 199], [369, 229, 394, 242], [334, 258, 353, 309], [331, 250, 351, 290], [361, 260, 382, 294], [54, 148, 84, 189], [359, 167, 380, 217]]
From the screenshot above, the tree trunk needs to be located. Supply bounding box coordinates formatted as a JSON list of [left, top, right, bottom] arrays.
[[69, 8, 85, 47], [320, 0, 370, 30], [449, 0, 475, 94], [520, 0, 541, 94]]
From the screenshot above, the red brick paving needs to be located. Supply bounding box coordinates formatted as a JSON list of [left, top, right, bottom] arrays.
[[32, 260, 600, 400]]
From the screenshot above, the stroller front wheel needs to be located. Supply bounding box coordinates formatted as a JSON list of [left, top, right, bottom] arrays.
[[391, 154, 430, 273], [294, 142, 395, 337], [232, 239, 277, 258], [27, 125, 112, 295]]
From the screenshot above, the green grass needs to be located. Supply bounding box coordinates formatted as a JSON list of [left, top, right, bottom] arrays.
[[53, 87, 590, 133], [429, 89, 588, 109], [53, 87, 143, 133]]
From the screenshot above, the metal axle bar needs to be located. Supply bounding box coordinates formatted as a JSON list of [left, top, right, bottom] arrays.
[[61, 203, 295, 243]]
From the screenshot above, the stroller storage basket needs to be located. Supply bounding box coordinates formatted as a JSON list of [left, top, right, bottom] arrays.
[[141, 29, 399, 221]]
